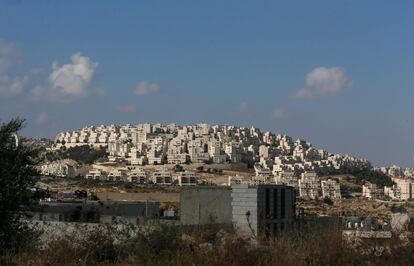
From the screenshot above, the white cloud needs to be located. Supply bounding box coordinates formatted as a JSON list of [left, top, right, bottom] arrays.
[[294, 66, 351, 98], [49, 53, 97, 96], [271, 107, 286, 120], [35, 112, 48, 125], [134, 81, 160, 96], [31, 52, 98, 102], [117, 104, 137, 113]]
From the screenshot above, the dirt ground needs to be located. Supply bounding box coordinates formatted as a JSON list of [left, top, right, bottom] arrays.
[[298, 198, 414, 220], [96, 191, 180, 202]]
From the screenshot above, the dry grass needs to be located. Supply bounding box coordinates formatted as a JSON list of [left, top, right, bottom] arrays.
[[2, 223, 414, 266]]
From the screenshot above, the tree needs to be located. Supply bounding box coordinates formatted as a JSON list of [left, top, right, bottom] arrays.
[[174, 164, 184, 172], [0, 118, 40, 253], [61, 145, 107, 164], [44, 145, 108, 164], [351, 168, 394, 187]]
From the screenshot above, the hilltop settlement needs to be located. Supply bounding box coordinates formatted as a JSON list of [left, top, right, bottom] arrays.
[[29, 123, 414, 241]]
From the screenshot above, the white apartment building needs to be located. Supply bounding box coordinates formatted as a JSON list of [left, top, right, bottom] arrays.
[[107, 169, 127, 182], [178, 171, 197, 186], [228, 175, 244, 186], [40, 162, 75, 177], [127, 168, 147, 184], [53, 123, 371, 180], [275, 170, 298, 190], [188, 138, 210, 163], [385, 177, 413, 200], [253, 164, 274, 184], [85, 170, 106, 180], [152, 168, 172, 185], [225, 143, 241, 163]]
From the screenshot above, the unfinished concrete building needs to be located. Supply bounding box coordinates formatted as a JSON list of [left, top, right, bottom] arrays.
[[231, 184, 295, 239], [321, 179, 341, 199], [391, 177, 413, 200], [362, 182, 384, 199], [298, 171, 321, 199]]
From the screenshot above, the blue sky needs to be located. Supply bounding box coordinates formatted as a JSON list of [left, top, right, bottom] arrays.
[[0, 0, 413, 167]]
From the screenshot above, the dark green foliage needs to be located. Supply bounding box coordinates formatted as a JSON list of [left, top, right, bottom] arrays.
[[241, 154, 255, 168], [323, 167, 394, 188], [0, 118, 40, 253], [174, 164, 184, 172], [352, 168, 394, 187], [140, 225, 412, 264], [323, 197, 334, 205], [130, 225, 182, 264], [62, 145, 107, 164], [45, 145, 107, 164], [3, 222, 414, 265]]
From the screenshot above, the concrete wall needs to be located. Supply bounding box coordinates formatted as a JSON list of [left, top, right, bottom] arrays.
[[231, 184, 258, 238], [31, 201, 160, 224], [231, 184, 296, 239], [180, 187, 232, 225]]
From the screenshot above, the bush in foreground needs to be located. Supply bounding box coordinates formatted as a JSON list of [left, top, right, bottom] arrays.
[[0, 118, 40, 255], [2, 222, 414, 266]]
